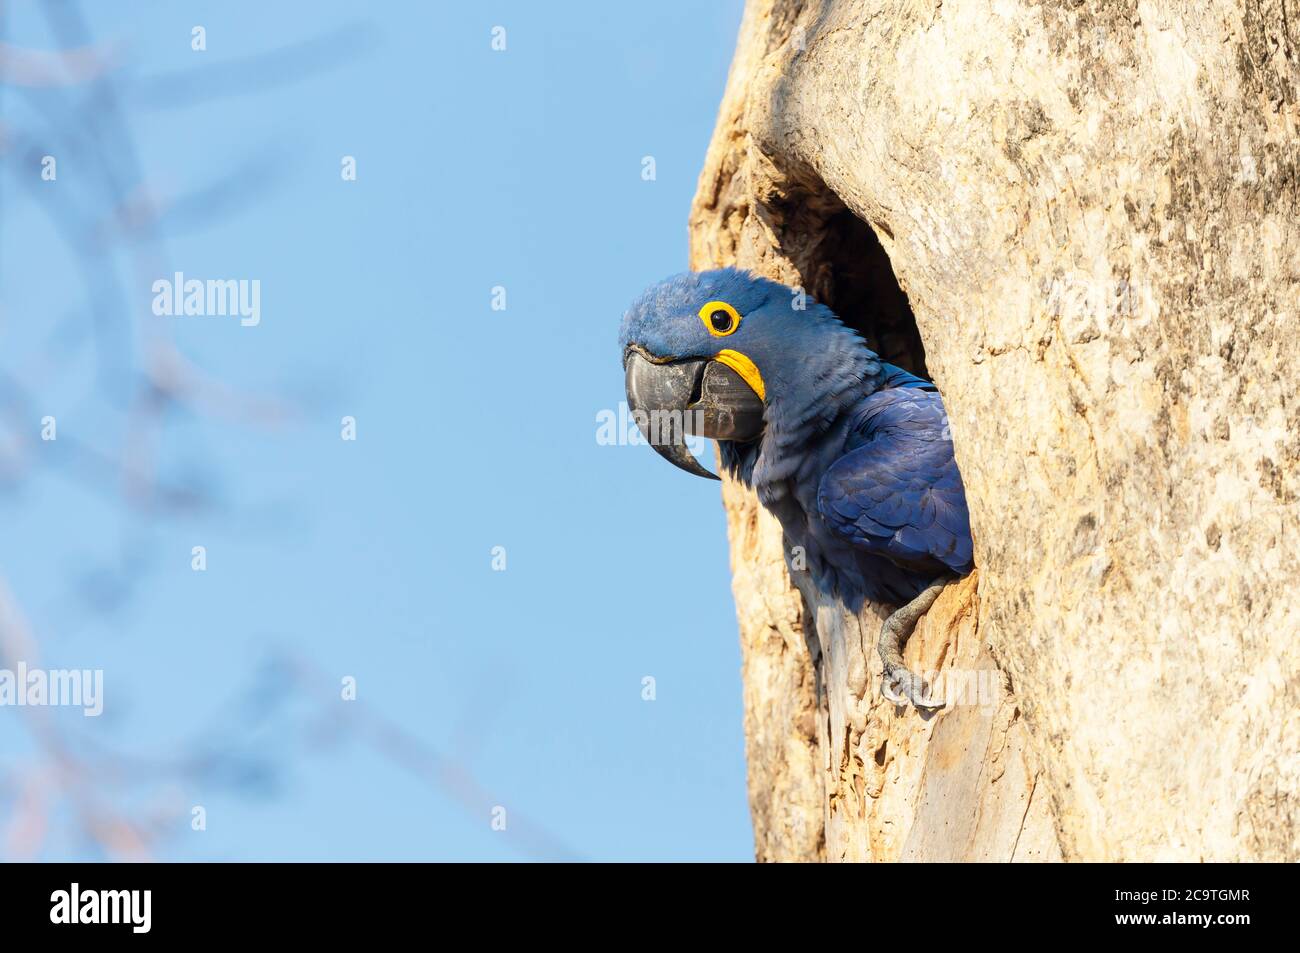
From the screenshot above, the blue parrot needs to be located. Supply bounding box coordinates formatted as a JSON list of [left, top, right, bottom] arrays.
[[620, 268, 973, 708]]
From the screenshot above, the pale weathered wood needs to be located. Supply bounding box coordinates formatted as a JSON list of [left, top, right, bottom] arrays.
[[692, 0, 1299, 862]]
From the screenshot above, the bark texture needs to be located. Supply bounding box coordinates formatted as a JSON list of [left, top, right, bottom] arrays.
[[692, 0, 1299, 862]]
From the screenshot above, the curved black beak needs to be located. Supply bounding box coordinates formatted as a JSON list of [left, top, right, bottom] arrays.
[[624, 348, 765, 480]]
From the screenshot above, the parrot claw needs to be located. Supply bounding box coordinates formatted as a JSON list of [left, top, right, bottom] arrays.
[[882, 664, 945, 710], [876, 576, 952, 711], [880, 669, 911, 706]]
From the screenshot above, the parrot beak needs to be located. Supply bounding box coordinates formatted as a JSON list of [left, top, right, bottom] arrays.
[[623, 347, 766, 480]]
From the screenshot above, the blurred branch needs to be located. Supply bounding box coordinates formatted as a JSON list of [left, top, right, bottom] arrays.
[[0, 38, 118, 86], [0, 0, 574, 864], [128, 22, 379, 109]]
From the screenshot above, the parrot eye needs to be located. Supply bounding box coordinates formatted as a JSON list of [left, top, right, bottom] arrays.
[[698, 300, 742, 337]]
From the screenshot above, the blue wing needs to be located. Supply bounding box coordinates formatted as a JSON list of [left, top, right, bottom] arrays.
[[815, 387, 973, 576], [876, 362, 934, 390]]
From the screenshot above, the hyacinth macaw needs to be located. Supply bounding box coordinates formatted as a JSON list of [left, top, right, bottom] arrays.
[[620, 268, 973, 708]]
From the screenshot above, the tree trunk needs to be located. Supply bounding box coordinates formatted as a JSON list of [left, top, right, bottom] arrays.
[[691, 0, 1299, 862]]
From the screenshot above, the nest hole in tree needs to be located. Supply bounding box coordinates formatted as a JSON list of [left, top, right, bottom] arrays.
[[769, 178, 928, 378]]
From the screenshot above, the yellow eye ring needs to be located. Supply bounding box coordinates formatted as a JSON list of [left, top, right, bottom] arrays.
[[698, 300, 742, 337]]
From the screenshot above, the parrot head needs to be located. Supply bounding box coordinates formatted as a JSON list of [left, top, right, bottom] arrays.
[[620, 268, 875, 480]]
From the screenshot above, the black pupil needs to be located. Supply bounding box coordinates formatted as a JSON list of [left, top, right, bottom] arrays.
[[710, 310, 733, 332]]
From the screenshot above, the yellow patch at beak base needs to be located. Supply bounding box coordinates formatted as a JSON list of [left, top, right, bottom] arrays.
[[715, 349, 765, 402]]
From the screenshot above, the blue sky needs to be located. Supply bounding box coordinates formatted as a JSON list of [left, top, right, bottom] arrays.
[[0, 0, 752, 860]]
